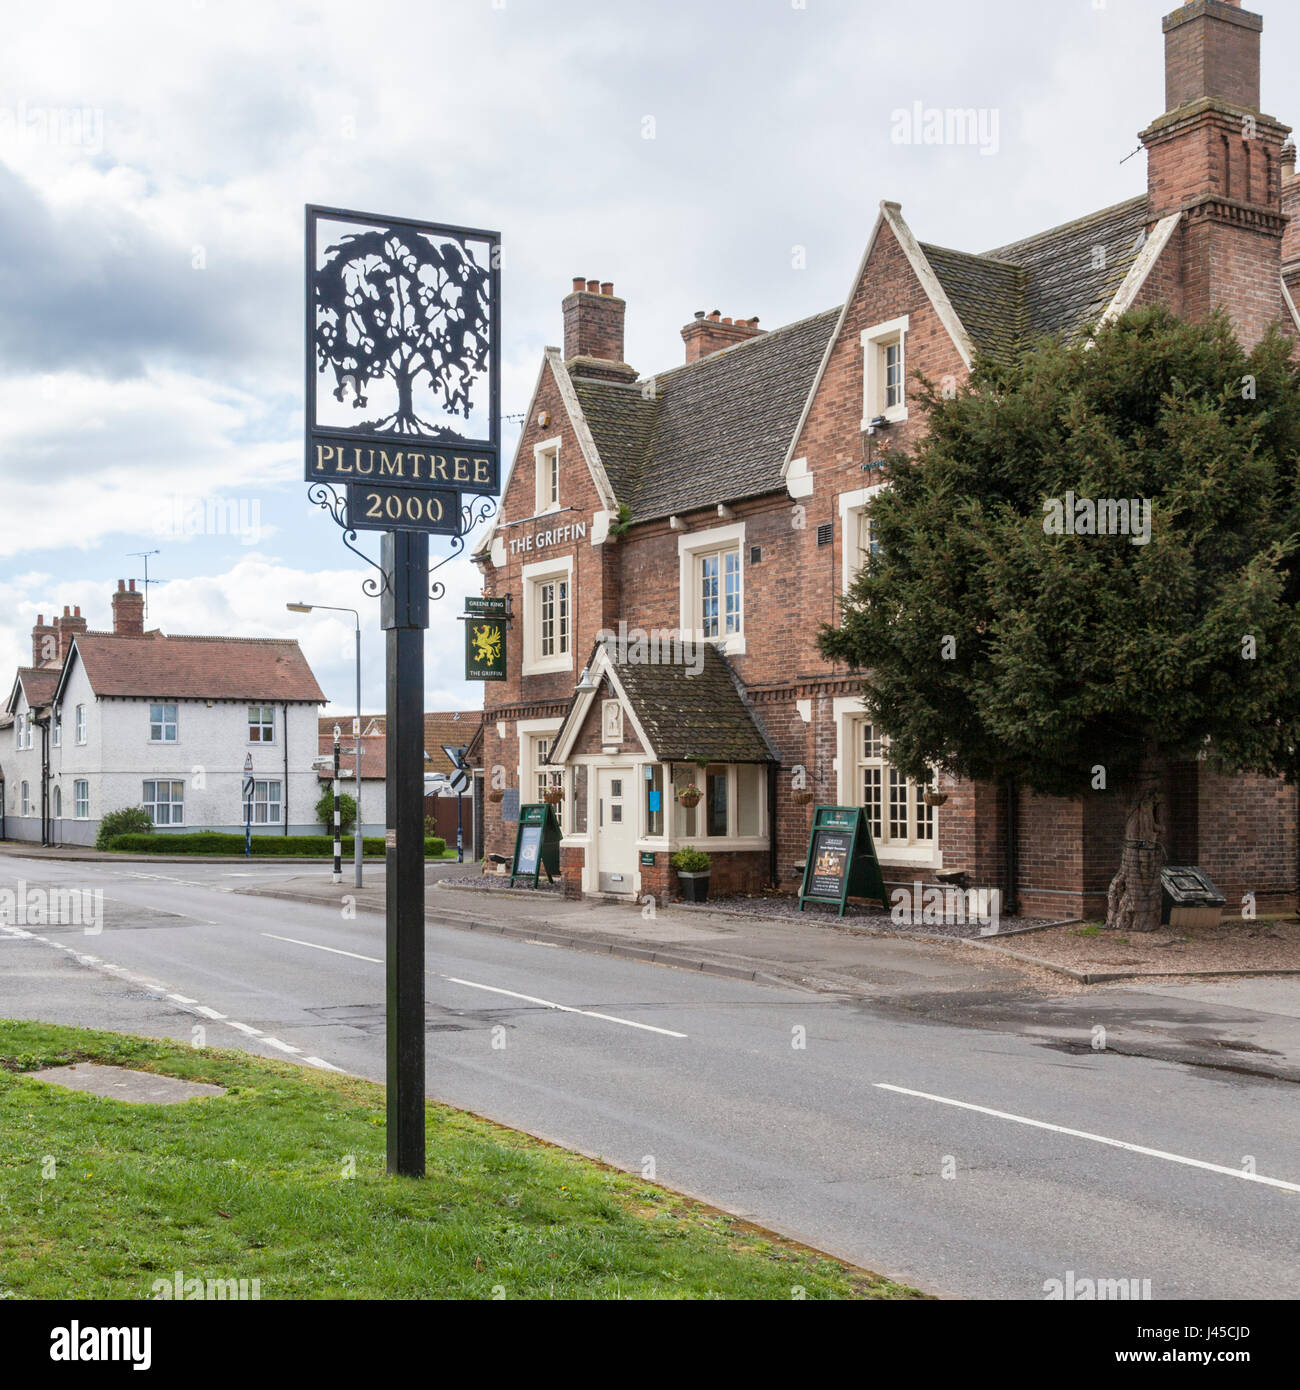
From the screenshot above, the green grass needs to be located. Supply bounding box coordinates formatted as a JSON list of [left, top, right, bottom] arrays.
[[0, 1021, 923, 1301]]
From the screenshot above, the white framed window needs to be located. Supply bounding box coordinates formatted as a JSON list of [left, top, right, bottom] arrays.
[[839, 484, 887, 594], [52, 785, 61, 818], [248, 705, 276, 743], [861, 314, 910, 427], [518, 719, 565, 832], [149, 704, 178, 742], [852, 719, 934, 849], [74, 780, 89, 819], [20, 781, 30, 816], [669, 762, 765, 842], [75, 705, 86, 744], [678, 521, 746, 655], [252, 780, 282, 824], [143, 779, 185, 826], [534, 436, 561, 515], [522, 555, 575, 676], [52, 709, 60, 747]]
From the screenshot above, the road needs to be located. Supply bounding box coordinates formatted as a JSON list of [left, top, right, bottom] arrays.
[[2, 853, 1298, 1300]]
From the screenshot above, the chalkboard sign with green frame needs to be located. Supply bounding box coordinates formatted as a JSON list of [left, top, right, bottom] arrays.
[[798, 805, 887, 916]]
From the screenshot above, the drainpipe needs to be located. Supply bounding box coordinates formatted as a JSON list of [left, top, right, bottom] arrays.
[[283, 704, 290, 835], [1004, 775, 1019, 916], [767, 762, 779, 888], [40, 718, 50, 846]]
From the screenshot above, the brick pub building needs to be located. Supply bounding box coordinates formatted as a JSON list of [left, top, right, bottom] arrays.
[[474, 0, 1300, 917]]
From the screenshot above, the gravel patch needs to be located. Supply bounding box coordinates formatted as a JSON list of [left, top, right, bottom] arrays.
[[448, 873, 563, 895], [672, 892, 1057, 940], [991, 917, 1300, 976]]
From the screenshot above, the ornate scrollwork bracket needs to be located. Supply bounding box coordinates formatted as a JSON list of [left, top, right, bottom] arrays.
[[428, 495, 500, 602], [306, 482, 391, 599]]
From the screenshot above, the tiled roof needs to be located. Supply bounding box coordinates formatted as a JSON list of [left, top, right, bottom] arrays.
[[68, 632, 326, 703], [598, 639, 775, 764], [572, 307, 840, 522], [317, 728, 385, 779], [323, 710, 481, 774], [918, 196, 1150, 362], [15, 667, 60, 709]]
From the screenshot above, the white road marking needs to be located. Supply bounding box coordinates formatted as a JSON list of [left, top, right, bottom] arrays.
[[262, 933, 380, 964], [304, 1056, 345, 1072], [166, 993, 198, 1004], [193, 1005, 226, 1020], [876, 1084, 1300, 1195], [440, 975, 688, 1038], [262, 1037, 303, 1055], [262, 930, 688, 1038], [225, 1021, 262, 1036]]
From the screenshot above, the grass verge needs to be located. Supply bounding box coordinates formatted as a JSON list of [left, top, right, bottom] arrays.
[[0, 1020, 924, 1301]]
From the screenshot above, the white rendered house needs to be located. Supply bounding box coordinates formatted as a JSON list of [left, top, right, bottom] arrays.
[[2, 581, 327, 846]]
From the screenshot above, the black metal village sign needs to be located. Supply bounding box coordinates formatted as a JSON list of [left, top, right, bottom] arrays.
[[304, 206, 501, 1178]]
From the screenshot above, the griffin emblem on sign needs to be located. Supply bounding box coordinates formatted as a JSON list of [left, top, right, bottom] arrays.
[[471, 623, 502, 666]]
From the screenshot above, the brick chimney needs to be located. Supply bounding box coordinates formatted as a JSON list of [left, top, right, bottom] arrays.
[[53, 604, 87, 662], [681, 310, 765, 364], [30, 614, 57, 666], [1140, 1, 1292, 348], [112, 578, 145, 637], [1282, 139, 1300, 274], [562, 277, 635, 382]]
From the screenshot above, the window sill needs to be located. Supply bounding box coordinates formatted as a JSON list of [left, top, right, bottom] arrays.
[[522, 655, 574, 677]]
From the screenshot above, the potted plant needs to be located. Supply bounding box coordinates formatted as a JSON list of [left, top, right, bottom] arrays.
[[676, 783, 703, 809], [671, 846, 712, 902]]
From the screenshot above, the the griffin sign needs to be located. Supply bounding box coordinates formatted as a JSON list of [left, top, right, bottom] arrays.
[[465, 617, 506, 682], [305, 205, 501, 508]]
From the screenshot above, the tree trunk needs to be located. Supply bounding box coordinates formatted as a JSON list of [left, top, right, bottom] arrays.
[[1105, 776, 1164, 933], [395, 370, 415, 430]]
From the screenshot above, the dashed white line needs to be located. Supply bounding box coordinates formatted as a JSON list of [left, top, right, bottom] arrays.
[[262, 933, 380, 964], [263, 930, 688, 1039], [440, 975, 689, 1039], [262, 1037, 303, 1055], [875, 1084, 1300, 1194]]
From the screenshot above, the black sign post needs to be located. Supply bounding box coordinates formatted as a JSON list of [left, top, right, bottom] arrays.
[[798, 805, 887, 916], [510, 803, 561, 887], [305, 206, 500, 1181], [382, 531, 428, 1178]]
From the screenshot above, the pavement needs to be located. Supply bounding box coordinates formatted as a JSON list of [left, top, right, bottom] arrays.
[[243, 866, 1300, 1084]]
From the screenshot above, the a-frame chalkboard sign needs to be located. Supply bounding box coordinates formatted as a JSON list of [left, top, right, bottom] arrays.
[[798, 805, 887, 916], [509, 803, 562, 887]]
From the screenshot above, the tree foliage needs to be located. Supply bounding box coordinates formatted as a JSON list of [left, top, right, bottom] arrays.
[[313, 228, 491, 437], [820, 307, 1300, 922]]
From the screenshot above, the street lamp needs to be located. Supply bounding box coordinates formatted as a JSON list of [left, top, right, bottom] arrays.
[[287, 602, 363, 888]]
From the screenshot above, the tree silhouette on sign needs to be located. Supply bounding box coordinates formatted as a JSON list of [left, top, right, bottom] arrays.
[[314, 226, 491, 438]]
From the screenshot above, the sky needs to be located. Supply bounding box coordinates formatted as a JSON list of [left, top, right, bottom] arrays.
[[1, 0, 1297, 717]]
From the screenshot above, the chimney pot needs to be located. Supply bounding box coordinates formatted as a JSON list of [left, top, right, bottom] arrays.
[[63, 605, 70, 617], [572, 276, 585, 292], [707, 310, 721, 322], [600, 281, 613, 296], [586, 278, 600, 293], [73, 606, 80, 617], [694, 310, 706, 320]]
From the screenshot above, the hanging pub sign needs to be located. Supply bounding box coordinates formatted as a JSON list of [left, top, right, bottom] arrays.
[[798, 805, 887, 916], [510, 803, 562, 887], [305, 205, 501, 523], [464, 596, 510, 618], [347, 482, 460, 535], [465, 614, 507, 681]]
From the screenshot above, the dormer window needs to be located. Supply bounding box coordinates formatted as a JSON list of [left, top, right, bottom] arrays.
[[861, 315, 910, 427], [534, 436, 561, 515]]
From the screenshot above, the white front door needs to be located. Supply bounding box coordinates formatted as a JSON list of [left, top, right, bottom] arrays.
[[595, 768, 636, 893]]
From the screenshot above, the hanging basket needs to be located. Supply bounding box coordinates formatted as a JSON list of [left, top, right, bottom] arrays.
[[541, 787, 565, 806], [923, 790, 949, 807], [791, 790, 815, 806], [676, 787, 703, 809], [487, 788, 505, 804]]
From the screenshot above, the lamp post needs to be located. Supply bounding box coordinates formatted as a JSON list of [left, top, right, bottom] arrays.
[[287, 602, 363, 888]]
